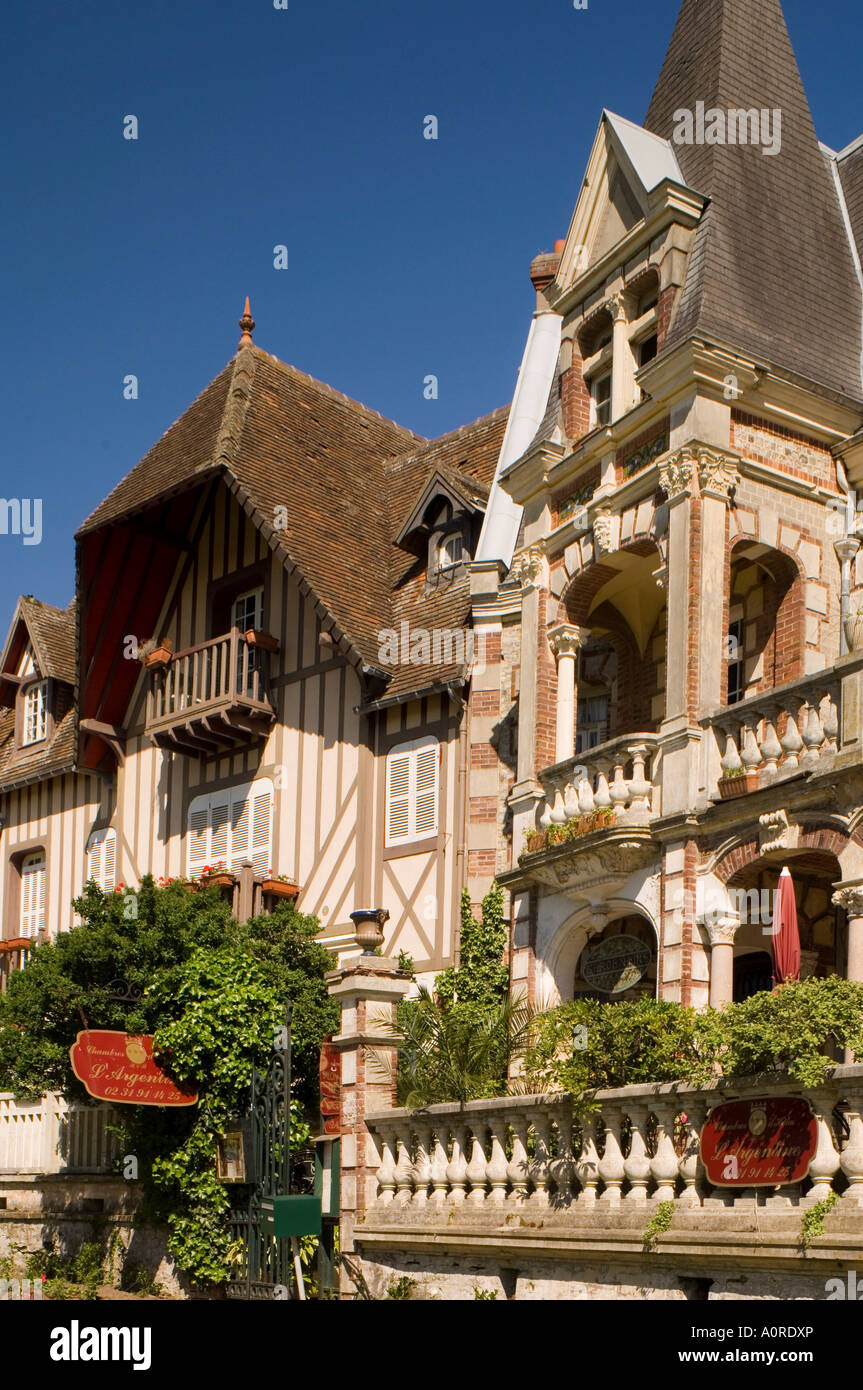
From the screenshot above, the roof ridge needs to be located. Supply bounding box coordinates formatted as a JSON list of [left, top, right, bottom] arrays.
[[385, 404, 510, 473], [250, 346, 424, 444], [206, 347, 257, 475]]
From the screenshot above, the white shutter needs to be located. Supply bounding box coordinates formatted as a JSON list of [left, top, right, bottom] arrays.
[[187, 779, 273, 877], [414, 741, 439, 837], [249, 784, 273, 873], [386, 738, 439, 846], [20, 852, 46, 938], [188, 803, 210, 877], [85, 829, 117, 892]]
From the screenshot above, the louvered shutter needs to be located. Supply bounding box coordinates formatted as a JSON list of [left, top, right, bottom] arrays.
[[386, 738, 439, 846], [85, 829, 117, 892], [386, 749, 412, 845], [413, 741, 438, 837], [210, 797, 230, 869], [249, 783, 273, 873], [20, 853, 46, 938], [188, 803, 210, 877], [229, 791, 250, 873]]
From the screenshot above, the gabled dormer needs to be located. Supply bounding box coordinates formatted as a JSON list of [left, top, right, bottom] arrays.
[[0, 597, 77, 782], [395, 468, 489, 585]]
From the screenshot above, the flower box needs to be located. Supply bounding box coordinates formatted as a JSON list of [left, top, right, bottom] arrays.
[[144, 645, 173, 668], [261, 878, 300, 899], [200, 872, 235, 889], [244, 629, 280, 654], [3, 937, 33, 951], [717, 771, 759, 799]]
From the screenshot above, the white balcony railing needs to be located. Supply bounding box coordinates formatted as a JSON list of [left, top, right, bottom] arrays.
[[537, 733, 660, 833]]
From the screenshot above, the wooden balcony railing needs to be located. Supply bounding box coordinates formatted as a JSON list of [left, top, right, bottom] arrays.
[[145, 629, 276, 756]]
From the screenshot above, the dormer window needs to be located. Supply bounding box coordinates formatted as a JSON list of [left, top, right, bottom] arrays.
[[439, 529, 465, 570], [23, 680, 47, 745]]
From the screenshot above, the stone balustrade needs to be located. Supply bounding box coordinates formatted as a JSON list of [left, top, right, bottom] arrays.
[[704, 658, 863, 796], [537, 733, 660, 830], [363, 1067, 863, 1217]]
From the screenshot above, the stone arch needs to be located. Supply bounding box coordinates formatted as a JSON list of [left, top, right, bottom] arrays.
[[541, 896, 660, 1005], [724, 536, 805, 700]]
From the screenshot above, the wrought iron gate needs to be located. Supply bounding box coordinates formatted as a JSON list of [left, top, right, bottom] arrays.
[[226, 1004, 293, 1299]]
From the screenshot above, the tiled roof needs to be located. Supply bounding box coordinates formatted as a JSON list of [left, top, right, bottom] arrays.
[[77, 343, 508, 696], [645, 0, 863, 402], [18, 598, 76, 685], [0, 702, 76, 791], [838, 140, 863, 274]]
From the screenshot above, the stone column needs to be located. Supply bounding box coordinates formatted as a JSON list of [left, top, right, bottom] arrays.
[[696, 449, 739, 714], [327, 917, 411, 1298], [833, 883, 863, 983], [608, 294, 628, 422], [548, 624, 586, 764], [706, 913, 738, 1007], [657, 449, 699, 818], [510, 548, 546, 845]]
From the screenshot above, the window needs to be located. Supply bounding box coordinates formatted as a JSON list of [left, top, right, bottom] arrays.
[[187, 779, 273, 876], [231, 588, 264, 634], [385, 737, 439, 847], [439, 530, 464, 570], [20, 851, 46, 939], [637, 334, 658, 367], [727, 618, 744, 704], [23, 681, 47, 745], [592, 374, 611, 427], [576, 694, 610, 754], [85, 828, 117, 893]]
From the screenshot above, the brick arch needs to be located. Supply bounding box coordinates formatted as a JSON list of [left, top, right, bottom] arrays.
[[561, 536, 663, 623], [713, 826, 849, 886], [714, 839, 760, 885], [725, 537, 805, 698]]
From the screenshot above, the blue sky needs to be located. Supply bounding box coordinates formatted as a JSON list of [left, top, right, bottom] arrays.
[[0, 0, 860, 621]]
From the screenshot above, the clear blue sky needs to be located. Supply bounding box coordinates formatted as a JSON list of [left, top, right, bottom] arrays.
[[0, 0, 859, 621]]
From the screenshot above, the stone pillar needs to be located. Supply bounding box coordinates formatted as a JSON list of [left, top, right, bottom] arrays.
[[706, 913, 738, 1007], [327, 922, 411, 1298], [833, 883, 863, 983], [696, 450, 739, 713], [548, 624, 585, 764], [510, 548, 546, 845], [608, 294, 628, 422]]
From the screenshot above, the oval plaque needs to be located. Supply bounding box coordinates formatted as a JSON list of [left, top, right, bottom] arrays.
[[580, 933, 652, 994], [701, 1098, 817, 1187]]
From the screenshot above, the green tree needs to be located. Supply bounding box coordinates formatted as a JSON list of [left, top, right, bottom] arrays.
[[0, 879, 338, 1287]]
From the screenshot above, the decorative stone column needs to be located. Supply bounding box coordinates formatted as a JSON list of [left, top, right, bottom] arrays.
[[548, 623, 586, 764], [510, 548, 547, 845], [326, 914, 412, 1297], [608, 294, 628, 423], [696, 448, 739, 713], [833, 883, 863, 983], [706, 913, 738, 1007]]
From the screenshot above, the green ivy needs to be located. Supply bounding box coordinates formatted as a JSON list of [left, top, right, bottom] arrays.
[[643, 1200, 675, 1250], [800, 1191, 839, 1250]]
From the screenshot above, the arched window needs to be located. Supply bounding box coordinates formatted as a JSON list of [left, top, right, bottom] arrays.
[[85, 828, 117, 893], [23, 680, 48, 745], [385, 738, 439, 847], [20, 851, 46, 938]]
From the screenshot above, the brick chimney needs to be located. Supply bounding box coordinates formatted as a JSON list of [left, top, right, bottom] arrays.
[[529, 239, 565, 292]]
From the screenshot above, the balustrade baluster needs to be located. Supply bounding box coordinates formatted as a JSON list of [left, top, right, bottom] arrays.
[[720, 728, 742, 774], [466, 1121, 490, 1206], [429, 1125, 450, 1207], [609, 763, 629, 814], [594, 766, 612, 810], [506, 1113, 530, 1204], [487, 1115, 510, 1205], [780, 709, 803, 768], [411, 1123, 432, 1206], [758, 712, 781, 778], [840, 1094, 863, 1204], [801, 701, 824, 767], [578, 778, 595, 814], [575, 1113, 601, 1205], [564, 780, 580, 818], [806, 1090, 841, 1203], [531, 1110, 553, 1208], [650, 1103, 680, 1203], [549, 788, 566, 825], [597, 1104, 626, 1207], [446, 1123, 469, 1204], [740, 720, 762, 772], [624, 1104, 652, 1205], [393, 1126, 414, 1206], [821, 693, 839, 754], [376, 1125, 398, 1205], [551, 1102, 576, 1205], [678, 1101, 705, 1208], [626, 745, 651, 821]]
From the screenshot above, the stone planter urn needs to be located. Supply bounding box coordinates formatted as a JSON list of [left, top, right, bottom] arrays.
[[845, 608, 863, 653], [349, 907, 389, 954]]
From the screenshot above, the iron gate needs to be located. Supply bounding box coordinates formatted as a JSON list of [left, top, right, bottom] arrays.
[[226, 1004, 293, 1299]]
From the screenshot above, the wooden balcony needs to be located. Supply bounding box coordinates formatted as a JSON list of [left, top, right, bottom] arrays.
[[145, 629, 276, 756]]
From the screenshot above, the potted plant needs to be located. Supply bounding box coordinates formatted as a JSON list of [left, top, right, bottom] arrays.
[[200, 862, 235, 888], [244, 629, 280, 654], [260, 871, 300, 899], [718, 766, 759, 798]]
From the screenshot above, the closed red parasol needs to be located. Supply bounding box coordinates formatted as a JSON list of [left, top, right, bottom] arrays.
[[771, 866, 801, 985]]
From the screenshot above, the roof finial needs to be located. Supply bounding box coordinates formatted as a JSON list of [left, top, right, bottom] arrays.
[[238, 296, 255, 349]]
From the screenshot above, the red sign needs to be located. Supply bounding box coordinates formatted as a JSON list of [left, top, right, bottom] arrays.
[[701, 1097, 817, 1187], [319, 1037, 341, 1135], [69, 1030, 198, 1107]]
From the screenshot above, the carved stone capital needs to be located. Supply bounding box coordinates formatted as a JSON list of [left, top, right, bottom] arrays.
[[705, 914, 739, 948], [833, 884, 863, 920], [696, 447, 739, 501], [605, 293, 626, 324], [658, 448, 697, 501], [514, 546, 545, 591], [759, 808, 793, 856], [548, 623, 587, 662]]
